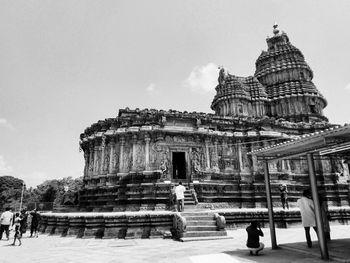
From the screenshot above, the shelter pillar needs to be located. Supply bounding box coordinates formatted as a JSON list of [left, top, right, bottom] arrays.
[[306, 153, 329, 260], [263, 160, 277, 249]]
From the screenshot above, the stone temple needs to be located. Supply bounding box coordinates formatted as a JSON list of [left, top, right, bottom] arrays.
[[79, 25, 349, 212]]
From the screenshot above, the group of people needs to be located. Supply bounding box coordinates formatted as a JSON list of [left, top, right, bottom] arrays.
[[0, 207, 41, 246], [246, 187, 330, 255]]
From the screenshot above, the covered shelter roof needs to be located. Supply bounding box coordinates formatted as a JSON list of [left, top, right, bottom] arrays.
[[250, 124, 350, 160]]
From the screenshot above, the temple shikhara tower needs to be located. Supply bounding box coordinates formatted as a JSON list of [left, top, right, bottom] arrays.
[[79, 25, 349, 212]]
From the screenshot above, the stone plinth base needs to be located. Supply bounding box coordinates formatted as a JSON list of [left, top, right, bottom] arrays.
[[103, 227, 127, 239]]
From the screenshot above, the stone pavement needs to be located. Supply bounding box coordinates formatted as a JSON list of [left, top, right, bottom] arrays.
[[1, 225, 350, 263]]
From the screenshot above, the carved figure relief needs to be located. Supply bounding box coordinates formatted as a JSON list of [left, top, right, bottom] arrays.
[[103, 149, 110, 172], [95, 150, 101, 173], [159, 150, 169, 177], [217, 146, 225, 171], [135, 143, 145, 170], [123, 144, 131, 171], [241, 145, 251, 170], [209, 147, 219, 172], [88, 153, 94, 172], [114, 151, 119, 168], [256, 160, 264, 174], [150, 140, 166, 168], [191, 148, 203, 174]]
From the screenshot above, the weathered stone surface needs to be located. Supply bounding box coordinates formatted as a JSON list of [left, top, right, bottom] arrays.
[[67, 215, 85, 238], [82, 215, 105, 239]]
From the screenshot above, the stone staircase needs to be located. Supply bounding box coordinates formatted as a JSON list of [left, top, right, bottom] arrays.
[[184, 189, 197, 208], [179, 211, 231, 242]]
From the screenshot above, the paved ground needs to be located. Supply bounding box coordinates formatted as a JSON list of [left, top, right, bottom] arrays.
[[1, 225, 350, 263]]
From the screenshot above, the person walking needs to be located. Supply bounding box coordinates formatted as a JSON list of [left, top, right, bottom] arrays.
[[12, 213, 22, 246], [175, 182, 186, 212], [246, 221, 264, 256], [279, 183, 289, 209], [0, 207, 13, 241], [20, 209, 28, 236], [30, 209, 41, 238], [297, 189, 317, 247]]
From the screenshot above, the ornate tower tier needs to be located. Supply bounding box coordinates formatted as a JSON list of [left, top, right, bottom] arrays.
[[211, 71, 268, 118], [254, 24, 327, 122]]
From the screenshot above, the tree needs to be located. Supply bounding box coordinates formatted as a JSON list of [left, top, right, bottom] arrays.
[[0, 176, 24, 211]]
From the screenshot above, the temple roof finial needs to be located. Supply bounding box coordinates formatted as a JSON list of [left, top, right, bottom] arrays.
[[273, 23, 279, 35]]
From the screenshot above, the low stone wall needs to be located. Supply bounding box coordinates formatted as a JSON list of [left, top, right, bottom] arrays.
[[40, 212, 174, 239], [217, 206, 350, 229]]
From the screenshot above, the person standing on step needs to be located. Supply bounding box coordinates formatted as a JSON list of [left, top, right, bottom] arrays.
[[246, 221, 264, 256], [279, 183, 289, 209], [175, 181, 186, 212]]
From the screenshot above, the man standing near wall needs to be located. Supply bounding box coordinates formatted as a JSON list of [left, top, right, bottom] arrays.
[[175, 182, 186, 212]]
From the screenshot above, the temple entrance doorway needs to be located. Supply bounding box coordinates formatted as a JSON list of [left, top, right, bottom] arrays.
[[172, 152, 186, 180]]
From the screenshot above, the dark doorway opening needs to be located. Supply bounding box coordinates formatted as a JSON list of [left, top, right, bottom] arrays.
[[172, 152, 186, 179]]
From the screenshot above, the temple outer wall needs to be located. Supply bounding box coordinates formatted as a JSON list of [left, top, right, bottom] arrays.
[[39, 207, 350, 239]]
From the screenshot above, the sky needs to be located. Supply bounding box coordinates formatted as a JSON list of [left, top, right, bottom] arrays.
[[0, 0, 350, 187]]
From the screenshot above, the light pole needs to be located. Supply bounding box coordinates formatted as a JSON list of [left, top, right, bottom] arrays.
[[19, 182, 25, 211]]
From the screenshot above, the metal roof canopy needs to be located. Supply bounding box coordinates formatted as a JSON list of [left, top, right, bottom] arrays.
[[248, 124, 350, 261], [250, 124, 350, 160]]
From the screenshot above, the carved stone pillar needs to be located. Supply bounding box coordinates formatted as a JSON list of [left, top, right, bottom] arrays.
[[84, 150, 89, 177], [108, 139, 115, 174], [119, 136, 125, 173], [93, 144, 99, 176], [251, 142, 258, 173], [131, 135, 138, 171], [144, 134, 151, 171], [237, 139, 243, 172], [205, 138, 211, 170], [100, 136, 106, 174], [88, 144, 94, 176], [213, 138, 219, 171]]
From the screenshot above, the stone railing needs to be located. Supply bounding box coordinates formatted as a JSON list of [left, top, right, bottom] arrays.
[[39, 212, 174, 239]]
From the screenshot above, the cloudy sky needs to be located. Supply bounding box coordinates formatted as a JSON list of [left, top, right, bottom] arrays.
[[1, 0, 349, 187]]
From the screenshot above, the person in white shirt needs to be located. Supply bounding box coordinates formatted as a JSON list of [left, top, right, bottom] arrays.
[[0, 207, 13, 240], [297, 189, 317, 248], [175, 182, 186, 212]]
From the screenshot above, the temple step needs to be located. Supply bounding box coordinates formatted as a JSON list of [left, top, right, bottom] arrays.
[[187, 220, 216, 226], [178, 211, 228, 242], [186, 226, 218, 231], [182, 230, 227, 238], [179, 236, 232, 242]]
